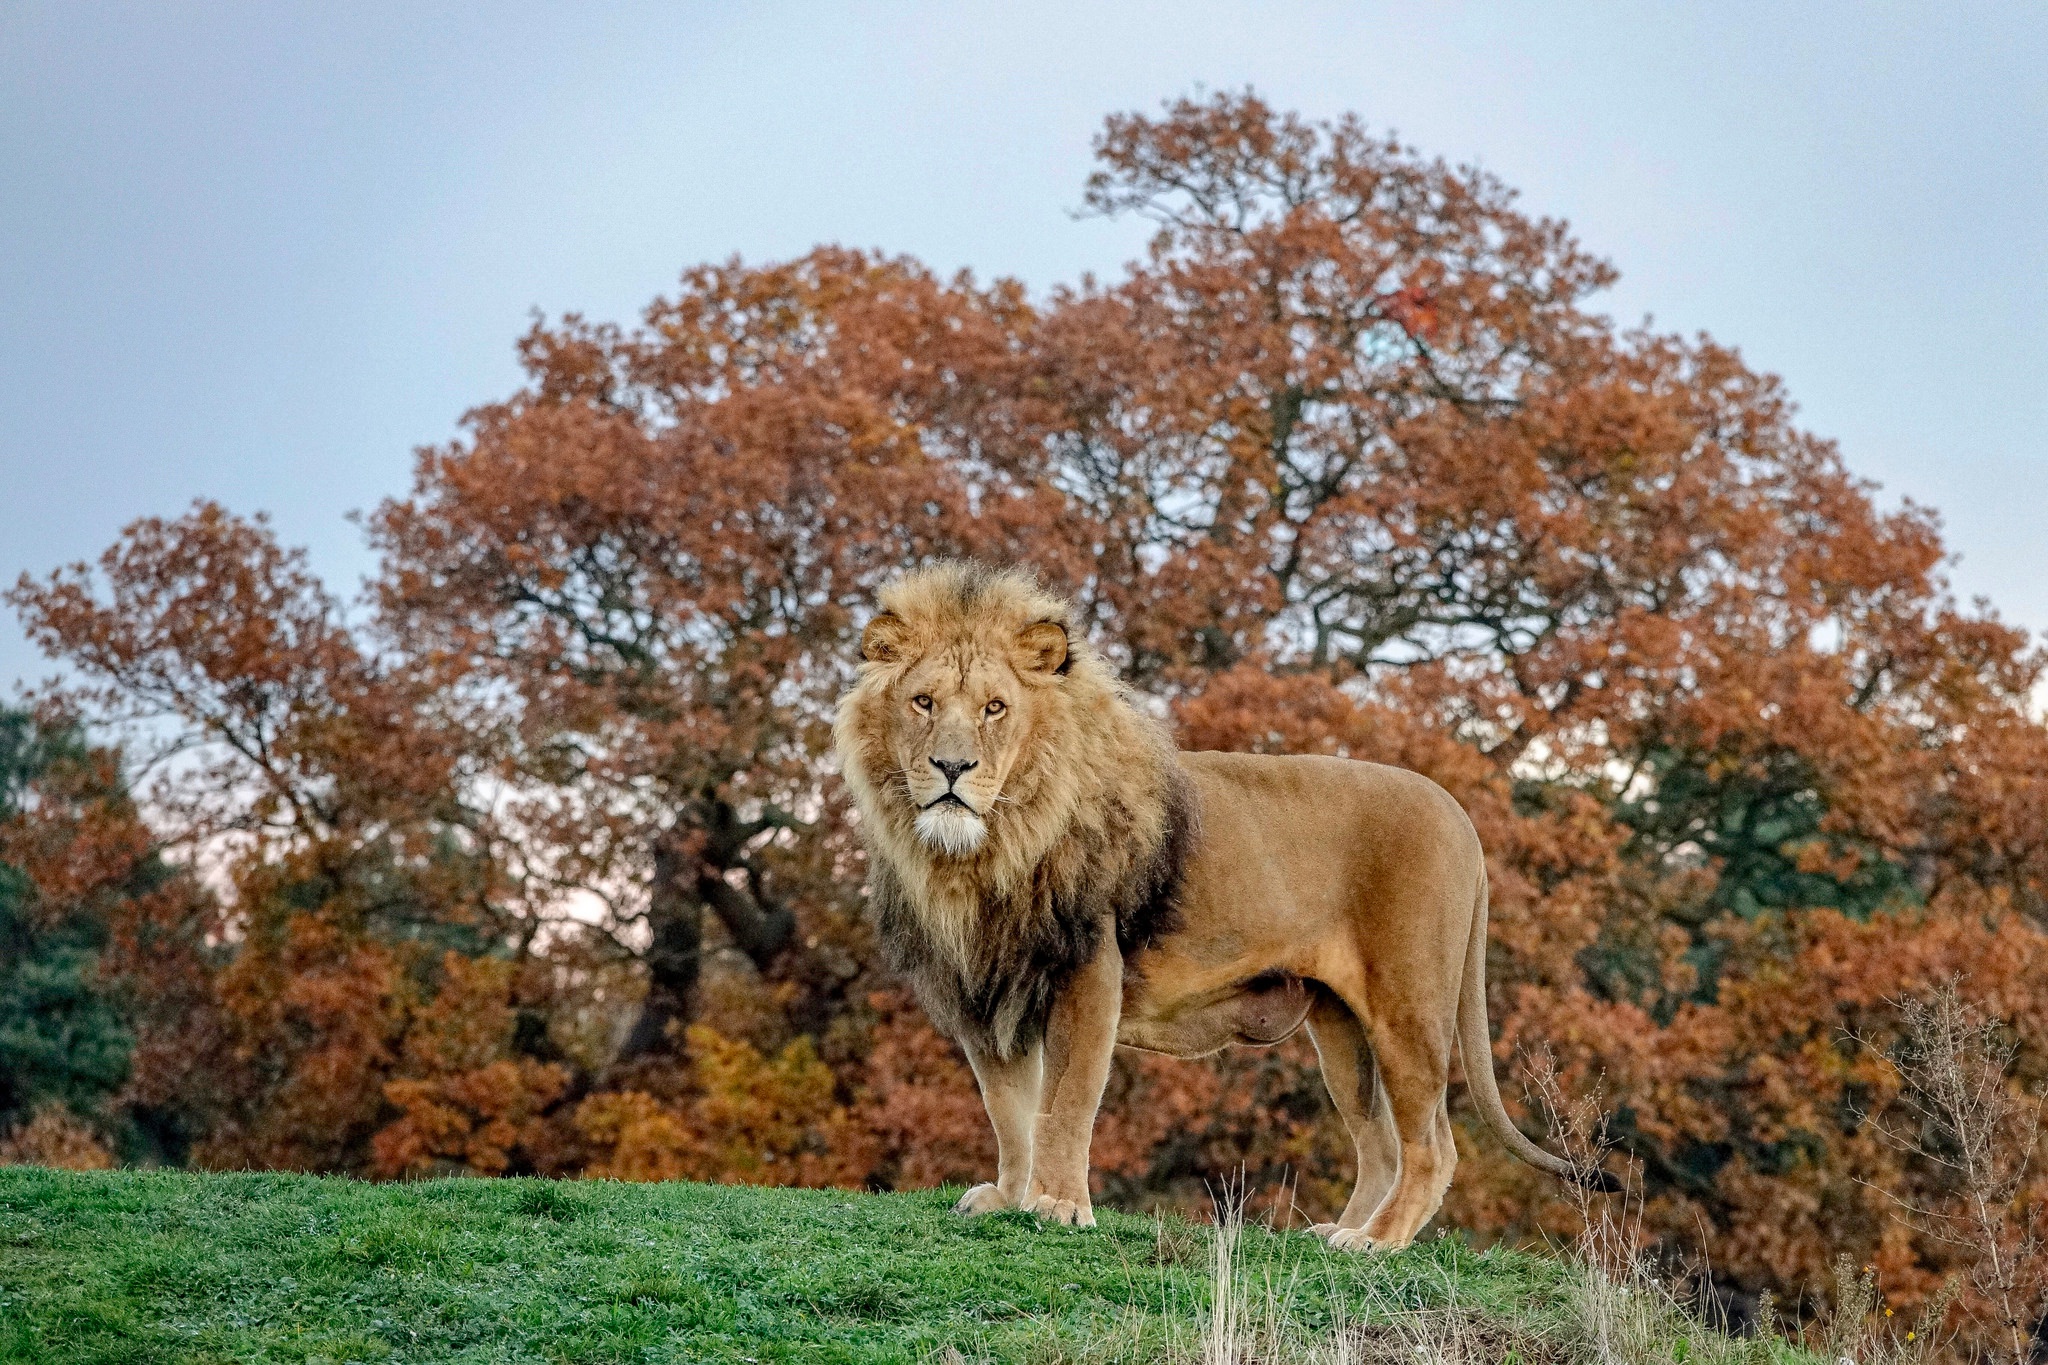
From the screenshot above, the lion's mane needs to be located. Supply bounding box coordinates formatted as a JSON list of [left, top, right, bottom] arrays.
[[834, 563, 1197, 1059]]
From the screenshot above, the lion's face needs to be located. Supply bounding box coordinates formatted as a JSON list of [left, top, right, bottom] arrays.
[[852, 612, 1070, 858], [835, 562, 1181, 993]]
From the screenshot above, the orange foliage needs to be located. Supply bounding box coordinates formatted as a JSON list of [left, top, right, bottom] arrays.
[[847, 991, 993, 1190], [375, 1061, 570, 1178], [573, 1091, 696, 1182], [0, 1107, 117, 1171], [575, 1025, 874, 1187], [371, 954, 572, 1178]]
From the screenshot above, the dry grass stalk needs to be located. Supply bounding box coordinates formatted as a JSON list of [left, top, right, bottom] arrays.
[[1523, 1052, 1808, 1365], [1201, 1178, 1247, 1364], [1869, 979, 2048, 1364], [1816, 1255, 1958, 1365], [1524, 1052, 1663, 1363], [1182, 1120, 1722, 1365]]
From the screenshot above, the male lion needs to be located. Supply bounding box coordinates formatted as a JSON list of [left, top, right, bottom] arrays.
[[833, 562, 1611, 1250]]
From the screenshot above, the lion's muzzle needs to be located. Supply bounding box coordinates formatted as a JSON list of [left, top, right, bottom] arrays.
[[914, 802, 988, 856]]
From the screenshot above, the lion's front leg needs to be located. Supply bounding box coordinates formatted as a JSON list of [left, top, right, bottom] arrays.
[[1028, 938, 1122, 1229], [957, 1041, 1042, 1216]]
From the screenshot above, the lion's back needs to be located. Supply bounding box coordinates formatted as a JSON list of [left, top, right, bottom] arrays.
[[1177, 749, 1482, 887]]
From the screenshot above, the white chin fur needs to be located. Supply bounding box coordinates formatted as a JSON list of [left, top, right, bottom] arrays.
[[914, 804, 988, 856]]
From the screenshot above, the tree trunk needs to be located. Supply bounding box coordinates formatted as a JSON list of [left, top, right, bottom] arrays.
[[697, 869, 795, 968], [616, 836, 702, 1062], [615, 798, 803, 1064], [696, 796, 797, 970]]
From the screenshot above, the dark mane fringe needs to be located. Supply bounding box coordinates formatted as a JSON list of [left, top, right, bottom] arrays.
[[872, 765, 1200, 1060], [1116, 765, 1197, 957]]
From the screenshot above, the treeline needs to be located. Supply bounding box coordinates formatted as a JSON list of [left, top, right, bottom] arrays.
[[6, 92, 2047, 1352]]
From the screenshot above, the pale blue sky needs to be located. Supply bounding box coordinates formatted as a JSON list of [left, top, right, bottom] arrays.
[[4, 2, 2044, 688]]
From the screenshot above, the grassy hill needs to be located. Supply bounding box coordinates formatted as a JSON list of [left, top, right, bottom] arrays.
[[0, 1168, 1802, 1363]]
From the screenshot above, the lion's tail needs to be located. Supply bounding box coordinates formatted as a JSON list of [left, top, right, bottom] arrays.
[[1456, 870, 1622, 1193]]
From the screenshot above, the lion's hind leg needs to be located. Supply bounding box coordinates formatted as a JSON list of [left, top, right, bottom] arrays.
[[1304, 987, 1398, 1240], [1322, 986, 1457, 1252]]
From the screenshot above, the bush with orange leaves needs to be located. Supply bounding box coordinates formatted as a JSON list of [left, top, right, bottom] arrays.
[[575, 1025, 874, 1187], [371, 954, 571, 1178], [0, 1106, 117, 1171]]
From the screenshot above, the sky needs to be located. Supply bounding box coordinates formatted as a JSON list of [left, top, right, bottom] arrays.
[[3, 2, 2045, 690]]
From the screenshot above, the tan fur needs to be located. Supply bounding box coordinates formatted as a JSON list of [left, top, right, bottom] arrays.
[[835, 562, 1598, 1249]]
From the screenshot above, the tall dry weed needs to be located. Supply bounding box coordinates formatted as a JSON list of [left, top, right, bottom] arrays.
[[1816, 1255, 1957, 1365], [1177, 1146, 1731, 1365], [1868, 980, 2048, 1363]]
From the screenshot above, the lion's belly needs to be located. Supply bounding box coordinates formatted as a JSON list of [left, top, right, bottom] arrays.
[[1117, 972, 1311, 1058]]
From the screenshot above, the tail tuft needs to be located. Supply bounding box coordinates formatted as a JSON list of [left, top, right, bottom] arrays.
[[1572, 1166, 1624, 1195]]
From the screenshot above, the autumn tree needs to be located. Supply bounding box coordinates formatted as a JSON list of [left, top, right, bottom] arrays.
[[366, 250, 1055, 1065], [8, 505, 567, 1174], [14, 89, 2048, 1354]]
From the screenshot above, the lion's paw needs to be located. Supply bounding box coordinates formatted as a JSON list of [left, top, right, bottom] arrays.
[[1325, 1227, 1383, 1253], [1306, 1222, 1344, 1241], [1027, 1193, 1096, 1228], [954, 1183, 1011, 1216]]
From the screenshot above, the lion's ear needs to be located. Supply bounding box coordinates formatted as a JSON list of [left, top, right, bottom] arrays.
[[1016, 620, 1071, 676], [861, 612, 912, 664]]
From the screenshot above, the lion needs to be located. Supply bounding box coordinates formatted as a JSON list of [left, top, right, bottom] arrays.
[[832, 562, 1612, 1250]]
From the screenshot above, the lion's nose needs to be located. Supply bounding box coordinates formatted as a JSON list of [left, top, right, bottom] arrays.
[[930, 757, 978, 787]]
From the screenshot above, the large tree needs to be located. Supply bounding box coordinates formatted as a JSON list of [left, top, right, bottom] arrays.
[[10, 506, 568, 1173], [366, 250, 1053, 1063]]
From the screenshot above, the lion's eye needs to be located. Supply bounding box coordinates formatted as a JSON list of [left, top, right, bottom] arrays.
[[911, 695, 933, 713], [984, 699, 1006, 719]]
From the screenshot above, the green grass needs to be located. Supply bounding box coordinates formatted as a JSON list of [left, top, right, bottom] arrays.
[[0, 1168, 1785, 1364]]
